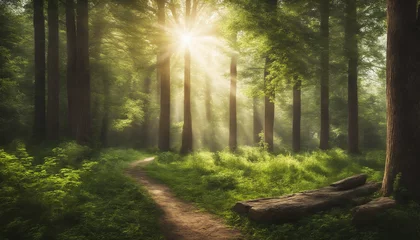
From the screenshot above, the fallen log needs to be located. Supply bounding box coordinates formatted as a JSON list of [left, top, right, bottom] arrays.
[[330, 174, 367, 190], [233, 181, 381, 223], [352, 197, 396, 225]]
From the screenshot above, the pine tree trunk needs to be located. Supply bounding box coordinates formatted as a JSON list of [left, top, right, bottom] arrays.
[[100, 77, 110, 147], [157, 0, 171, 151], [264, 58, 274, 152], [33, 0, 46, 142], [66, 0, 77, 139], [76, 0, 92, 144], [229, 53, 238, 151], [382, 0, 420, 201], [181, 0, 193, 154], [345, 0, 359, 154], [253, 97, 263, 145], [47, 0, 59, 141], [319, 0, 330, 150], [204, 59, 214, 149], [139, 75, 152, 148], [181, 48, 193, 154], [293, 79, 301, 153]]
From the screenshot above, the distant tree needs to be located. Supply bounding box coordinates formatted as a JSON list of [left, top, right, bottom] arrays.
[[180, 0, 194, 154], [66, 0, 77, 139], [47, 0, 59, 141], [345, 0, 359, 153], [319, 0, 330, 150], [76, 0, 92, 144], [253, 96, 263, 145], [33, 0, 46, 142], [229, 35, 238, 151], [158, 0, 171, 151], [264, 0, 277, 152], [292, 78, 301, 152], [382, 0, 420, 201], [264, 57, 274, 152]]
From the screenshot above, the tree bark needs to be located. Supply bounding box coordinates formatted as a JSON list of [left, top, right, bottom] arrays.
[[229, 52, 238, 151], [233, 179, 380, 223], [253, 97, 263, 145], [47, 0, 59, 141], [33, 0, 46, 142], [345, 0, 359, 154], [180, 49, 193, 154], [180, 0, 193, 154], [76, 0, 92, 144], [382, 0, 420, 201], [139, 75, 152, 148], [293, 79, 301, 153], [100, 73, 110, 147], [205, 73, 212, 124], [319, 0, 330, 150], [66, 0, 77, 139], [264, 58, 274, 152], [157, 0, 171, 151]]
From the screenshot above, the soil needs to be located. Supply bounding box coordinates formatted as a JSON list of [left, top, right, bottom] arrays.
[[125, 157, 244, 240]]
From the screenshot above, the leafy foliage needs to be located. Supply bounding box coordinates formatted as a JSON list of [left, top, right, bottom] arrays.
[[0, 143, 163, 240]]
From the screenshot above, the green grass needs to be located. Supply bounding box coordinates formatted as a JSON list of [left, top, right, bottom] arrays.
[[145, 147, 420, 240], [0, 142, 164, 240]]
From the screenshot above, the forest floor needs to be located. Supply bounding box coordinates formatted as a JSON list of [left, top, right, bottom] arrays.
[[125, 157, 244, 240]]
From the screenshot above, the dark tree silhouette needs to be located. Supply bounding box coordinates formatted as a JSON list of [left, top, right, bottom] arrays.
[[264, 58, 274, 152], [181, 0, 193, 154], [158, 0, 171, 151], [345, 0, 359, 154], [319, 0, 330, 150], [293, 79, 301, 153], [33, 0, 46, 142], [47, 0, 59, 141], [229, 43, 238, 151], [76, 0, 92, 144], [253, 97, 263, 145], [66, 0, 77, 139]]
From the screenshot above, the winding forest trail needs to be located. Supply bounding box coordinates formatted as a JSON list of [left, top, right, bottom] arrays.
[[125, 157, 244, 240]]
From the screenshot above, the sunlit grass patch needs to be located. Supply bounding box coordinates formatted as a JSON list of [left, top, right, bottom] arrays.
[[143, 147, 419, 240]]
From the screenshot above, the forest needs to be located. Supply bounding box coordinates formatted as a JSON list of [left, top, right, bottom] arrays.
[[1, 0, 420, 239]]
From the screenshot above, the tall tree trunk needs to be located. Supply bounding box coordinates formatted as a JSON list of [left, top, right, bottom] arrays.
[[345, 0, 359, 154], [139, 75, 152, 148], [264, 58, 274, 152], [33, 0, 46, 142], [205, 75, 212, 124], [180, 49, 193, 154], [76, 0, 91, 144], [204, 62, 214, 149], [47, 0, 59, 141], [293, 79, 301, 153], [100, 75, 110, 147], [180, 0, 193, 154], [382, 0, 420, 201], [253, 97, 263, 145], [319, 0, 330, 150], [229, 52, 238, 151], [66, 0, 77, 139], [157, 0, 171, 151]]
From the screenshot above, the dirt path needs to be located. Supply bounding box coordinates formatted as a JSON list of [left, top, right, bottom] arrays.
[[125, 157, 244, 240]]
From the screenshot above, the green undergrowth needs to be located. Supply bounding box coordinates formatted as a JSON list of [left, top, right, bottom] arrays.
[[145, 147, 420, 240], [0, 142, 163, 240]]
